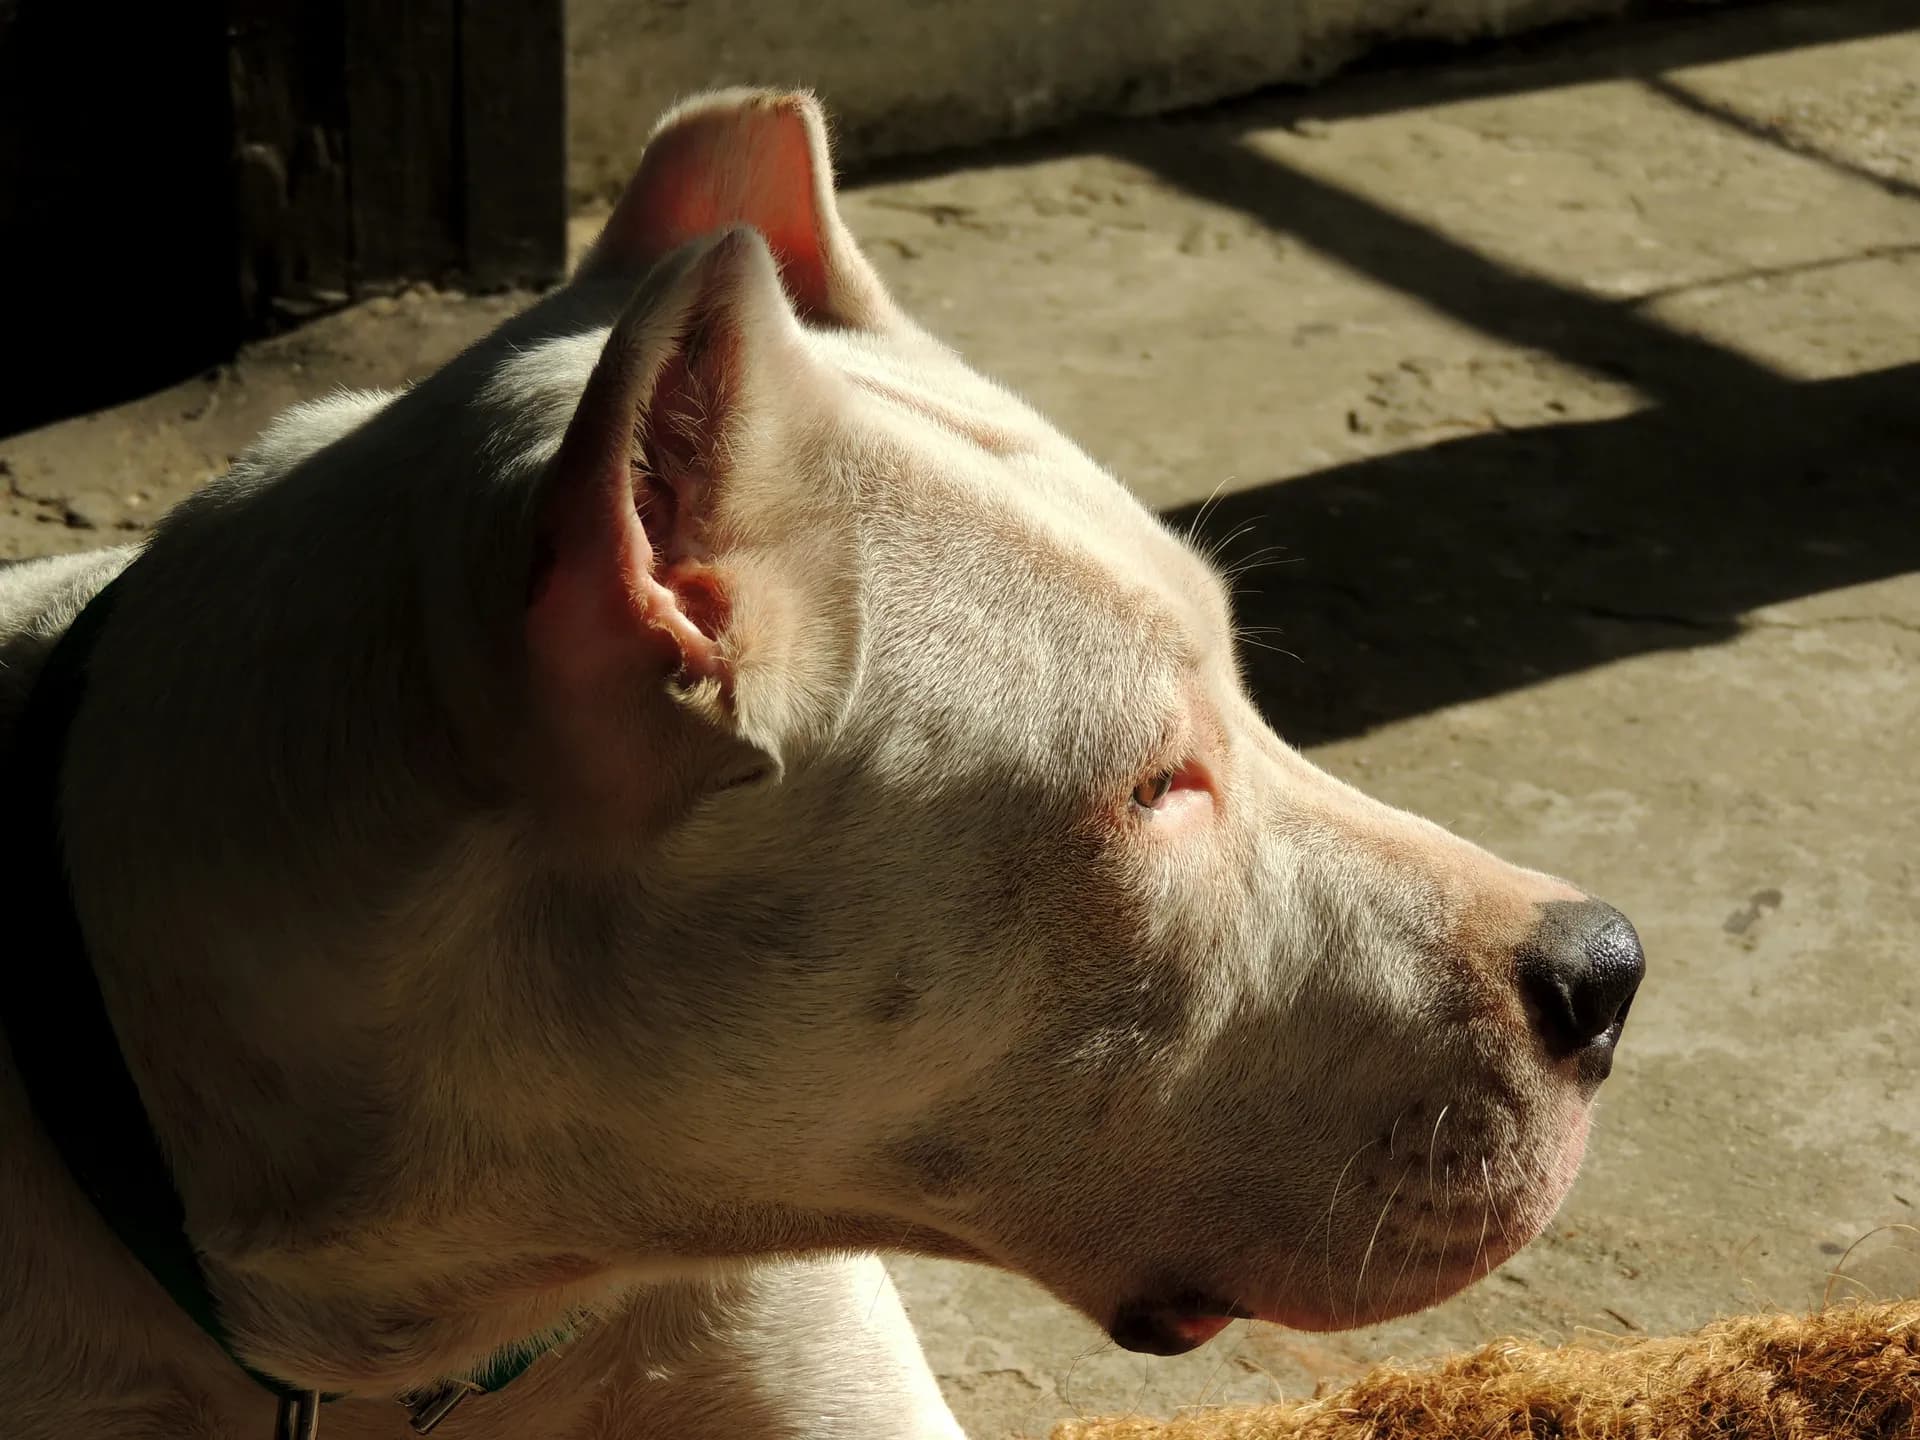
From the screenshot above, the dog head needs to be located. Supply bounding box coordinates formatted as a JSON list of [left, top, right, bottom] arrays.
[[68, 90, 1641, 1365]]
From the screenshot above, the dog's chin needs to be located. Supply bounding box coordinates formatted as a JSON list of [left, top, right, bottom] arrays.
[[1105, 1247, 1516, 1356], [1103, 1136, 1589, 1356], [1103, 1290, 1437, 1356]]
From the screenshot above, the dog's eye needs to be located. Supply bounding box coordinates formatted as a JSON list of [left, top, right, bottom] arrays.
[[1132, 771, 1176, 811]]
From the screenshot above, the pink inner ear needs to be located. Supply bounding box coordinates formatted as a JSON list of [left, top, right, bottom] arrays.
[[598, 101, 833, 321], [525, 339, 666, 688], [529, 241, 755, 696]]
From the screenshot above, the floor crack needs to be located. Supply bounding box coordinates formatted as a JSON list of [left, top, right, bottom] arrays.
[[1747, 613, 1920, 636]]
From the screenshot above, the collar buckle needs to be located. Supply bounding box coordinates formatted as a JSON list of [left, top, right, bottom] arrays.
[[405, 1379, 479, 1434], [272, 1391, 321, 1440]]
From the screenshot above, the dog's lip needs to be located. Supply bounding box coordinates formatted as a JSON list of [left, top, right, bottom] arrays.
[[1106, 1294, 1256, 1355], [1106, 1293, 1365, 1352], [1108, 1230, 1535, 1347]]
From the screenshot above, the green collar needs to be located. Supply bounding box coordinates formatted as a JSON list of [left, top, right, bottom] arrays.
[[1, 568, 564, 1436]]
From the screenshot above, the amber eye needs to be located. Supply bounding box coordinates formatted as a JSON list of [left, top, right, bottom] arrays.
[[1132, 771, 1175, 811]]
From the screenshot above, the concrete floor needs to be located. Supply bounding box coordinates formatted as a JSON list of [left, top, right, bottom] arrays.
[[4, 3, 1916, 1437]]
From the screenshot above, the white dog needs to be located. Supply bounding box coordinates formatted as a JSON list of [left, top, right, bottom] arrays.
[[0, 90, 1642, 1439]]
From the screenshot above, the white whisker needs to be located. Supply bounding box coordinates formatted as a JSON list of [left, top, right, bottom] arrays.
[[1322, 1137, 1375, 1318], [1426, 1104, 1451, 1197], [1482, 1156, 1517, 1259], [1183, 477, 1233, 545], [1352, 1160, 1415, 1323]]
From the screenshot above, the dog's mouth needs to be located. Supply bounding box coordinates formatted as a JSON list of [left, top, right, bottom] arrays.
[[1055, 1102, 1598, 1358], [1104, 1290, 1426, 1355], [1104, 1175, 1575, 1355], [1106, 1252, 1505, 1355]]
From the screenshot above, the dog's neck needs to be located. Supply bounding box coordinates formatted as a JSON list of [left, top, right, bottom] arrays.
[[85, 862, 608, 1390], [72, 795, 880, 1394]]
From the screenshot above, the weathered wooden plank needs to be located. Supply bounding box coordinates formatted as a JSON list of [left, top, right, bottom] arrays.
[[459, 0, 566, 289], [227, 0, 351, 323], [344, 0, 460, 285]]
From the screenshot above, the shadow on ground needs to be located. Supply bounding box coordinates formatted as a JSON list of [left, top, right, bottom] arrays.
[[1091, 0, 1920, 744], [1163, 363, 1919, 747]]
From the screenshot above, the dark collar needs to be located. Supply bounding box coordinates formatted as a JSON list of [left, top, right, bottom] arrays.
[[0, 566, 558, 1436]]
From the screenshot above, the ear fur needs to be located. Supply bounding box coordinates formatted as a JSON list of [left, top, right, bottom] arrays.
[[579, 88, 894, 330], [528, 227, 800, 706]]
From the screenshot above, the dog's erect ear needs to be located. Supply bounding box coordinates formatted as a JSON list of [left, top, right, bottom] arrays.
[[579, 88, 894, 330], [527, 227, 862, 823], [527, 228, 823, 789]]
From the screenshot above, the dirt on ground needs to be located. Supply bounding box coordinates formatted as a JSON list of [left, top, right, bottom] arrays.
[[3, 3, 1916, 1437]]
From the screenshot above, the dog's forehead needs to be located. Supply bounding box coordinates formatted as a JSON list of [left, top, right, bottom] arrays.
[[806, 326, 1199, 576], [798, 329, 1231, 783]]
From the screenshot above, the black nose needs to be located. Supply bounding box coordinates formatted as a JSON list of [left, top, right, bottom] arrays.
[[1516, 899, 1645, 1082]]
